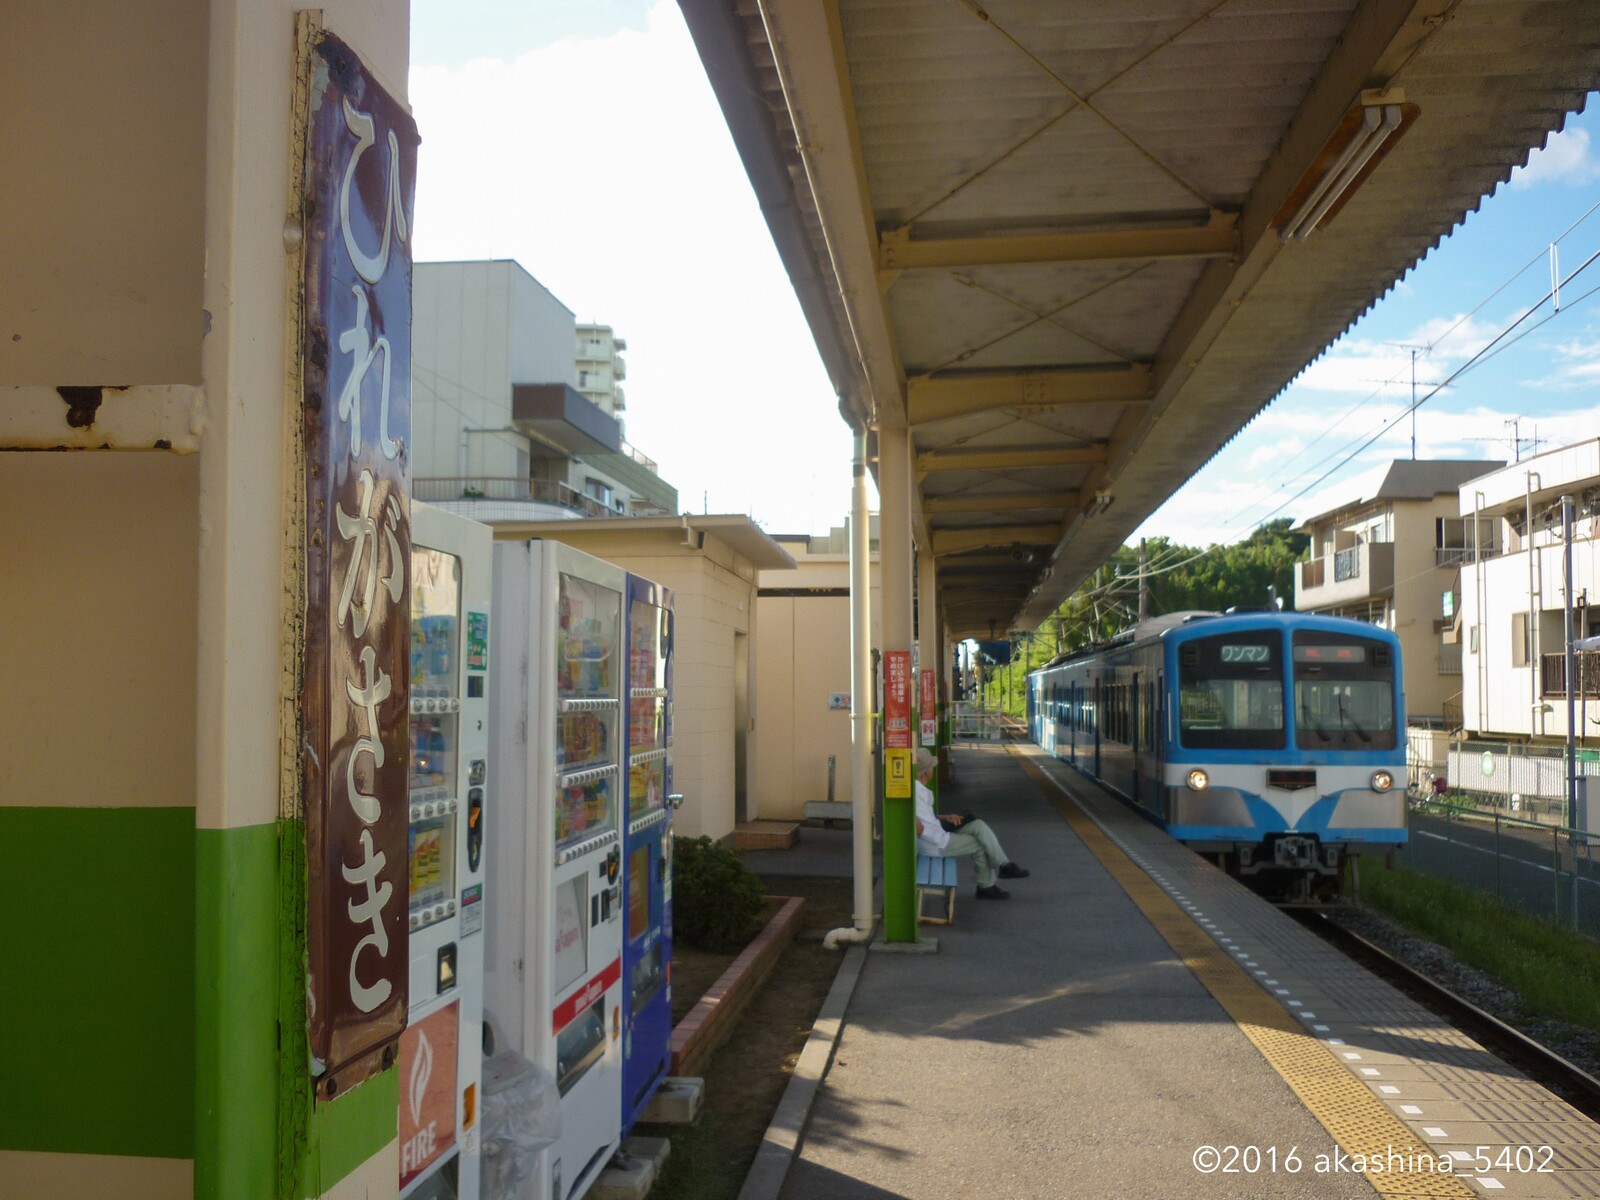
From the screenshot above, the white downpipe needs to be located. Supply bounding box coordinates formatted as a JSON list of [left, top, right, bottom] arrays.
[[825, 430, 877, 950]]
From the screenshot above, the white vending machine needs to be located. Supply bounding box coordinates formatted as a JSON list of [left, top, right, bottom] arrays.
[[487, 539, 627, 1200], [402, 503, 493, 1200]]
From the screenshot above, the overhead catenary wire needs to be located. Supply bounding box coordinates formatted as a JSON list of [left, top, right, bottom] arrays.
[[1240, 243, 1600, 533], [1223, 191, 1600, 532]]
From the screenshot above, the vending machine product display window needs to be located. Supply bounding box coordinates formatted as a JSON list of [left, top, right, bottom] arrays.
[[556, 573, 619, 850], [411, 548, 463, 931]]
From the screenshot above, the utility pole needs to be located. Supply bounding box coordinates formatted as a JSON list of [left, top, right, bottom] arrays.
[[1564, 494, 1578, 840], [1138, 538, 1149, 622]]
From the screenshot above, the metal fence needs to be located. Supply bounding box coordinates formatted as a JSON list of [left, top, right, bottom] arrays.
[[1439, 741, 1600, 826], [949, 702, 1018, 742], [1401, 801, 1600, 938]]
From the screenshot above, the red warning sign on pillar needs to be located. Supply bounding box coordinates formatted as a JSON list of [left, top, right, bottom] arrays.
[[884, 651, 912, 799], [920, 669, 938, 747], [884, 651, 911, 750]]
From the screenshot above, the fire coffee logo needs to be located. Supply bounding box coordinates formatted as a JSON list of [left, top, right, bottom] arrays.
[[398, 1002, 458, 1186], [409, 1030, 434, 1126]]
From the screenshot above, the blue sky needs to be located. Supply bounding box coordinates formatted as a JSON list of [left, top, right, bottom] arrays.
[[408, 2, 1600, 543]]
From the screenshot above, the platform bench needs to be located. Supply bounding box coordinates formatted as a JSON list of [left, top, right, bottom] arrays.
[[917, 853, 959, 925]]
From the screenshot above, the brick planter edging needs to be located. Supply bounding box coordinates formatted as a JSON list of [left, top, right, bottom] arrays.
[[670, 895, 807, 1078]]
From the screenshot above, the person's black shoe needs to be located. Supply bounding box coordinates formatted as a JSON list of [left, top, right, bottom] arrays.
[[998, 862, 1030, 879], [976, 884, 1011, 900]]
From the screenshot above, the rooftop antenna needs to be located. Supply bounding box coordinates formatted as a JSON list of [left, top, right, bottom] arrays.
[[1383, 341, 1431, 460]]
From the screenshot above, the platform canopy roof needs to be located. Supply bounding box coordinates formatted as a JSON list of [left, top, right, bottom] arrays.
[[680, 0, 1600, 638]]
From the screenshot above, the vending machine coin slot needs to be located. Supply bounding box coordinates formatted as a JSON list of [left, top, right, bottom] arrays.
[[438, 943, 457, 994], [467, 785, 484, 872]]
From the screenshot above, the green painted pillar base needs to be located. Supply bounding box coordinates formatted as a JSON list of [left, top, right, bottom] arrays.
[[882, 794, 918, 942]]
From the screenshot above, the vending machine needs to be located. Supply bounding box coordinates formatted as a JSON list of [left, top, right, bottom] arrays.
[[621, 574, 675, 1132], [403, 503, 493, 1200], [487, 540, 627, 1200]]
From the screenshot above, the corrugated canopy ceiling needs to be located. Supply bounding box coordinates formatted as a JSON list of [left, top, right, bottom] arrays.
[[680, 0, 1600, 638]]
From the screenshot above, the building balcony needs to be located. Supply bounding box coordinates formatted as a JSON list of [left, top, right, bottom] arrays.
[[1438, 642, 1463, 676], [1540, 651, 1600, 698], [415, 476, 616, 520], [1295, 541, 1394, 610]]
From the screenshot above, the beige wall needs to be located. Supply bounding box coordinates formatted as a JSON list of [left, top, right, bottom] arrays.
[[753, 554, 881, 821], [3, 2, 208, 386], [0, 454, 199, 810]]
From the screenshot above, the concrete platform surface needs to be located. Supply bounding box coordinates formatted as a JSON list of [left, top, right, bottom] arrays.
[[778, 744, 1381, 1200]]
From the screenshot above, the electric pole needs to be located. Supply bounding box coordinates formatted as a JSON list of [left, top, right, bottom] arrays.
[[1138, 538, 1149, 622]]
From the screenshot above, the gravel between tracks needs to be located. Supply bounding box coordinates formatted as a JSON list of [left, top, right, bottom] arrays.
[[1327, 903, 1600, 1079]]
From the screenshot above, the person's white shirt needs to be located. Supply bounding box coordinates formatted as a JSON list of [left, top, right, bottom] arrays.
[[914, 779, 950, 855]]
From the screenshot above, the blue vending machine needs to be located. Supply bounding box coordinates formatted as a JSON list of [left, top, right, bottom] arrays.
[[621, 574, 675, 1130]]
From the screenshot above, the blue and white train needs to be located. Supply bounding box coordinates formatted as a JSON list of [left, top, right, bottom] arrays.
[[1027, 611, 1407, 898]]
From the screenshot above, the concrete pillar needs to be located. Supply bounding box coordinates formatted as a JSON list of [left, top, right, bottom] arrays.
[[877, 424, 918, 941]]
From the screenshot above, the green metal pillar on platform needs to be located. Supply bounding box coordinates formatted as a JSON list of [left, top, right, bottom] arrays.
[[879, 424, 918, 942]]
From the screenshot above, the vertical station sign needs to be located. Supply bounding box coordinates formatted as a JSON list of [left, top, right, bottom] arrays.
[[919, 669, 938, 747], [884, 650, 912, 798], [298, 28, 419, 1097]]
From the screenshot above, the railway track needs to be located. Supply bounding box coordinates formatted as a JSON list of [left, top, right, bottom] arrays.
[[1290, 908, 1600, 1120]]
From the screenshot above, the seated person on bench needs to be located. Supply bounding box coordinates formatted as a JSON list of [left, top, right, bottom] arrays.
[[912, 748, 1029, 900]]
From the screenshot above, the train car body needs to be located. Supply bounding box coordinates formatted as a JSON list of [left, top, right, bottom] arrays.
[[1028, 611, 1406, 897]]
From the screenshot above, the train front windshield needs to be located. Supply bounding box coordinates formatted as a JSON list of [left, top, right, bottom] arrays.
[[1292, 631, 1396, 750], [1177, 633, 1285, 750]]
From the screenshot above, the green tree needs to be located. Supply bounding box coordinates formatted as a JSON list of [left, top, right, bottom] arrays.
[[977, 520, 1310, 718]]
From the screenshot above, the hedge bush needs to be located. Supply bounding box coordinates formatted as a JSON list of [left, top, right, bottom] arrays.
[[672, 835, 765, 951]]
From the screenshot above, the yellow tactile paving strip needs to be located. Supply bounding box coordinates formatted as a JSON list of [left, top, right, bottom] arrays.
[[1012, 746, 1477, 1199]]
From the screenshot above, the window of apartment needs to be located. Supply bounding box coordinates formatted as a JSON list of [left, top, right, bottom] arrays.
[[585, 478, 612, 506], [1511, 612, 1531, 668], [1437, 515, 1497, 563]]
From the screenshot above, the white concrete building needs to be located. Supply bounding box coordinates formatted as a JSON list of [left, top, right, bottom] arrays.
[[412, 261, 677, 522], [575, 323, 627, 420], [1454, 441, 1600, 746]]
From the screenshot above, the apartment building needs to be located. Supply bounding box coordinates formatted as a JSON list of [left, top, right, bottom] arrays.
[[1294, 459, 1502, 722], [1452, 441, 1600, 743], [576, 323, 627, 419], [412, 260, 677, 522]]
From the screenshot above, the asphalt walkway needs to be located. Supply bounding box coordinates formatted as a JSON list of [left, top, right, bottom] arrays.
[[770, 743, 1375, 1200]]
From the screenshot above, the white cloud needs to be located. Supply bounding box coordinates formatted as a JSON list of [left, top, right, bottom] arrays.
[[1510, 127, 1600, 190], [409, 3, 851, 533]]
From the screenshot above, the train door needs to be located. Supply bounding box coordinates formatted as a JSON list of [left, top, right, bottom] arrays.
[[1130, 673, 1140, 805], [1092, 677, 1102, 776]]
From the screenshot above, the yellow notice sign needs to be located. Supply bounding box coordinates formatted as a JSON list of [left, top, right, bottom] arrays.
[[885, 748, 912, 799]]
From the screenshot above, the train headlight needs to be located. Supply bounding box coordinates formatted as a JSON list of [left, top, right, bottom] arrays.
[[1186, 769, 1209, 792], [1371, 770, 1394, 792]]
